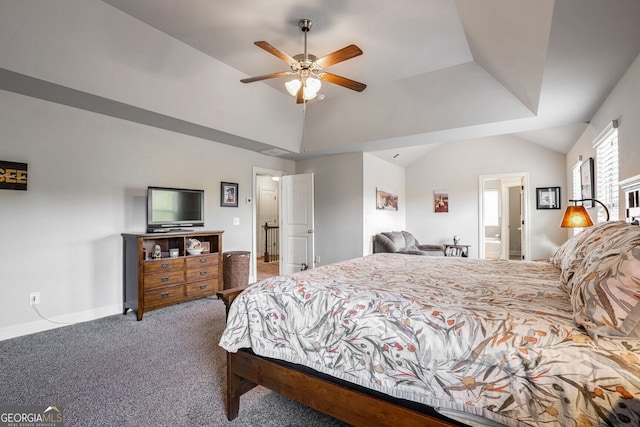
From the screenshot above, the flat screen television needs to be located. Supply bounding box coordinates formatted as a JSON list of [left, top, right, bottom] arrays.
[[147, 186, 204, 232]]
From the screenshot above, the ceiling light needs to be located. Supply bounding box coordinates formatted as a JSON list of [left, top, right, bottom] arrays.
[[285, 77, 321, 100]]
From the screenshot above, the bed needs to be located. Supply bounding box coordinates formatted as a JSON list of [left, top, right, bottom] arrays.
[[218, 221, 640, 426]]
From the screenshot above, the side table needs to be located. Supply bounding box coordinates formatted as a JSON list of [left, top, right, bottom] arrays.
[[444, 244, 470, 257]]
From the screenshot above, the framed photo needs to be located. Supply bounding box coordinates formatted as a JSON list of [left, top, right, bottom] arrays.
[[220, 182, 238, 207], [375, 188, 398, 211], [580, 157, 595, 207], [536, 187, 561, 210], [434, 190, 449, 213]]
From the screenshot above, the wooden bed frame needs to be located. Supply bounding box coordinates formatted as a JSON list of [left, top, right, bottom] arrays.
[[217, 287, 463, 427]]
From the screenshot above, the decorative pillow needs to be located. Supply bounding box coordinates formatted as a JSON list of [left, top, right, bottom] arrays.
[[381, 232, 404, 252], [552, 221, 628, 292], [571, 223, 640, 338], [550, 231, 583, 269]]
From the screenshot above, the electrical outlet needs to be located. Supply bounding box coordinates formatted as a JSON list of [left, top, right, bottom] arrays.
[[29, 292, 40, 306]]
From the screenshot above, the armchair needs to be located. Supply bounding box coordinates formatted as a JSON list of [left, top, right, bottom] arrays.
[[373, 231, 445, 256]]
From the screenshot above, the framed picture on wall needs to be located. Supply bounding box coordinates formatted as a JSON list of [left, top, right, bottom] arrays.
[[536, 187, 561, 209], [221, 182, 238, 207], [376, 188, 398, 211], [434, 190, 449, 213], [580, 157, 595, 207]]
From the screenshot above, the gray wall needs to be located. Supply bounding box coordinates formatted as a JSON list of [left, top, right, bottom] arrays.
[[0, 89, 294, 339], [363, 154, 407, 253], [566, 52, 640, 232], [296, 153, 364, 266], [405, 135, 567, 260]]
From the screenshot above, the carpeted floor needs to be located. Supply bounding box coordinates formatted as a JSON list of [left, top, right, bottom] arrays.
[[0, 297, 349, 427]]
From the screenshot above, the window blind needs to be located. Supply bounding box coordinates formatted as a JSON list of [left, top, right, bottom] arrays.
[[593, 121, 619, 222]]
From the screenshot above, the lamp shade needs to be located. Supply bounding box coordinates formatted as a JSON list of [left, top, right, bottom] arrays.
[[560, 205, 594, 228]]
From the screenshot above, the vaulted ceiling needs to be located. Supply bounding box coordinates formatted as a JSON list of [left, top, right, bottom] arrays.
[[5, 1, 640, 166]]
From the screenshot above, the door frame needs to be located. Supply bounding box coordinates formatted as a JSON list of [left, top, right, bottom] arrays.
[[252, 166, 285, 283], [478, 172, 530, 260]]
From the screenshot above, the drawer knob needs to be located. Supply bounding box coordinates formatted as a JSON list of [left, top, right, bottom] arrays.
[[161, 277, 169, 282], [200, 258, 207, 263], [161, 263, 169, 268], [199, 284, 207, 289], [199, 271, 207, 276], [161, 292, 170, 298]]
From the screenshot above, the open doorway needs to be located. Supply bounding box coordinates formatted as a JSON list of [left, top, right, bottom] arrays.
[[478, 173, 529, 260], [252, 167, 283, 282]]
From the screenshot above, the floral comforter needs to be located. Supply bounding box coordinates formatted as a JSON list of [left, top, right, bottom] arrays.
[[219, 254, 640, 426]]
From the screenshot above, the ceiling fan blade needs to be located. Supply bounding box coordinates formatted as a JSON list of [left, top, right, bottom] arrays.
[[315, 45, 363, 68], [321, 73, 367, 92], [254, 41, 297, 64], [240, 71, 291, 84], [296, 87, 304, 104]]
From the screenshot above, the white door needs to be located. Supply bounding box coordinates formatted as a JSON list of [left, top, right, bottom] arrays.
[[519, 177, 527, 260], [280, 173, 314, 274]]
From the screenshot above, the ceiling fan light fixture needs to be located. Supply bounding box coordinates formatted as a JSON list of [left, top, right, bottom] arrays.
[[305, 77, 321, 95], [285, 79, 301, 96], [302, 77, 321, 100], [285, 76, 321, 100]]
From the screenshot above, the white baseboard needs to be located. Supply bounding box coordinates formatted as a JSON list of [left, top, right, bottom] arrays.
[[0, 304, 122, 341]]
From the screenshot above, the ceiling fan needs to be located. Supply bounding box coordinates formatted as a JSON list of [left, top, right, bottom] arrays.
[[240, 19, 366, 104]]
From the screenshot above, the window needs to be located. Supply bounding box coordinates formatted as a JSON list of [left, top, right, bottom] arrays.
[[594, 120, 619, 222], [484, 189, 500, 226]]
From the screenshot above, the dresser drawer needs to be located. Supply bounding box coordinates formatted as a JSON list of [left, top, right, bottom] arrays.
[[185, 266, 218, 283], [144, 270, 185, 290], [185, 279, 217, 298], [144, 284, 184, 308], [186, 254, 219, 269], [144, 258, 184, 274]]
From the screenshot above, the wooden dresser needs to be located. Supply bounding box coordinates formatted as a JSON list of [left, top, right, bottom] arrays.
[[122, 230, 223, 320]]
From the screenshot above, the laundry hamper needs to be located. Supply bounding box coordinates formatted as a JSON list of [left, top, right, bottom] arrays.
[[222, 251, 250, 289]]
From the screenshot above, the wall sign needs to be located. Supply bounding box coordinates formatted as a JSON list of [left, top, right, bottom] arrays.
[[0, 161, 28, 191]]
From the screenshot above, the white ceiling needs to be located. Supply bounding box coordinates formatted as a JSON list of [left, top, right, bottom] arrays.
[[76, 1, 640, 165]]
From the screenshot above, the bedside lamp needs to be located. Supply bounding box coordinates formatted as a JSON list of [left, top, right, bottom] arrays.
[[560, 198, 610, 228]]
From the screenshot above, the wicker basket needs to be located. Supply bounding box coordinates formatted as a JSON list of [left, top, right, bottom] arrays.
[[222, 251, 250, 289]]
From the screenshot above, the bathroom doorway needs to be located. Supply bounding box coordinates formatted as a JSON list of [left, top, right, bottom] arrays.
[[478, 173, 529, 260]]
